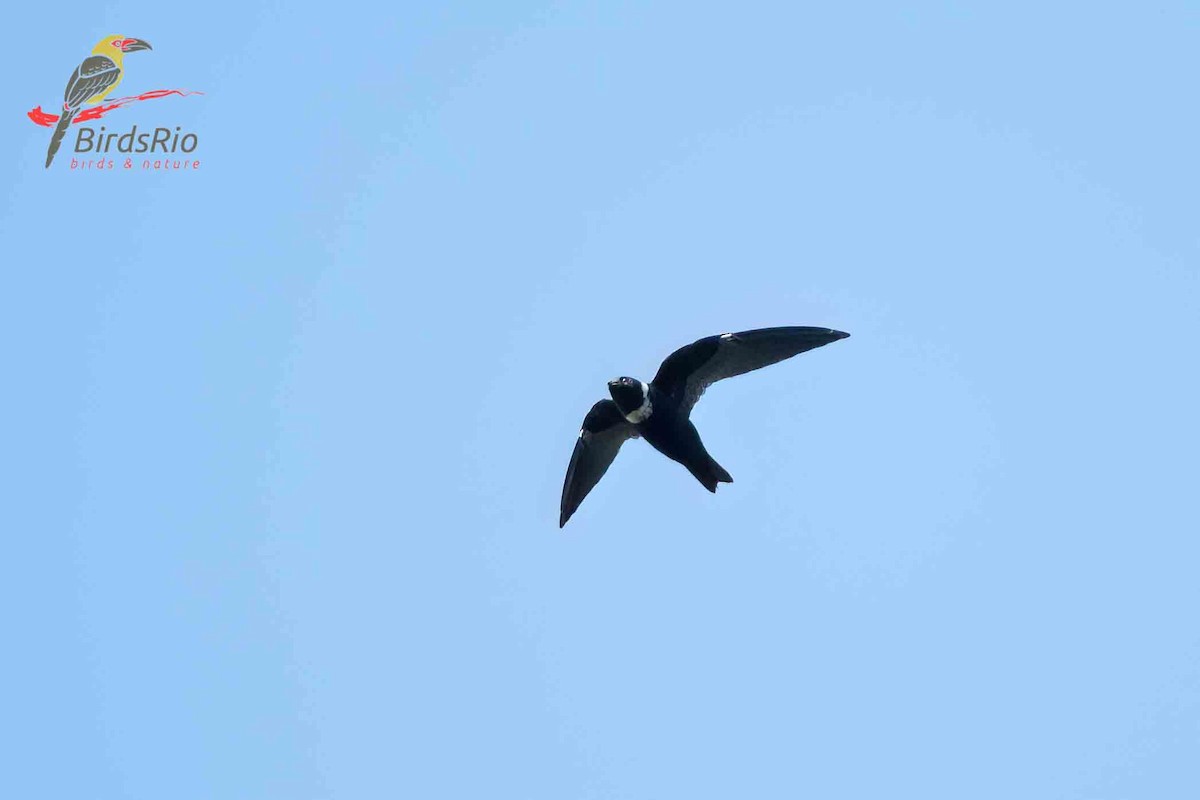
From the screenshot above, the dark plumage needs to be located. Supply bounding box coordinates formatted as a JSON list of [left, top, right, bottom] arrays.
[[559, 326, 849, 527]]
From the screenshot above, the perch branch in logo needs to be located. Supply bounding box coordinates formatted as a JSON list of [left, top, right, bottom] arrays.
[[45, 35, 152, 168]]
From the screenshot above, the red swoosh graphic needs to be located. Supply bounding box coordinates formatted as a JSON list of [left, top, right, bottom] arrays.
[[27, 89, 204, 127]]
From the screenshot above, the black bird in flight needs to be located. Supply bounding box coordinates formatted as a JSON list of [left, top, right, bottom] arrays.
[[45, 35, 152, 168], [559, 326, 849, 528]]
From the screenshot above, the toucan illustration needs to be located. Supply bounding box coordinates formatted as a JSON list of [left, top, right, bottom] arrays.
[[45, 35, 152, 168]]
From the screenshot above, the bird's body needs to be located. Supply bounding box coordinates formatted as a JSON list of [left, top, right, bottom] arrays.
[[614, 381, 732, 493], [44, 35, 152, 168], [559, 326, 849, 527]]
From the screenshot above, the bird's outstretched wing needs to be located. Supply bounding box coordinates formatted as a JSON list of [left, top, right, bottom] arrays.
[[560, 400, 639, 528], [65, 55, 121, 108], [652, 326, 849, 416]]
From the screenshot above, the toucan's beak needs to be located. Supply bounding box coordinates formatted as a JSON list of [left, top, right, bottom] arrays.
[[122, 38, 152, 52]]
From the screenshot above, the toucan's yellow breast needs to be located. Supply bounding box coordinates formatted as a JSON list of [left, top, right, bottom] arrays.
[[84, 34, 128, 104]]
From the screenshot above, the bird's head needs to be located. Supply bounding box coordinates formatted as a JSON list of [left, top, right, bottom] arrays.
[[608, 377, 653, 423], [92, 36, 152, 60]]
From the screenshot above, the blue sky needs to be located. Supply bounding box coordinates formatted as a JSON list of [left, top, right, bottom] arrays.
[[3, 2, 1198, 797]]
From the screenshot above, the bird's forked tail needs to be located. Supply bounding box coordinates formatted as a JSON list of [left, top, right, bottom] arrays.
[[45, 108, 77, 168], [689, 456, 734, 493]]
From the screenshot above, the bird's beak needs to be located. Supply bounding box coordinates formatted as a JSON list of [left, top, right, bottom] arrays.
[[121, 38, 152, 52]]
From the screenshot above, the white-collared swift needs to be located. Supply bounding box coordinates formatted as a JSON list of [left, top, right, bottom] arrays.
[[559, 326, 850, 528]]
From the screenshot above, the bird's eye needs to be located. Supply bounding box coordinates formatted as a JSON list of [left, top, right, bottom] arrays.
[[112, 39, 122, 47]]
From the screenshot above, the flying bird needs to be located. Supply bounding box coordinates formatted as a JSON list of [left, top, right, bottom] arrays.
[[45, 35, 152, 168], [559, 326, 849, 528]]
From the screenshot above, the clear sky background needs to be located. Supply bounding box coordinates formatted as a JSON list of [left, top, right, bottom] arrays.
[[3, 2, 1198, 798]]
